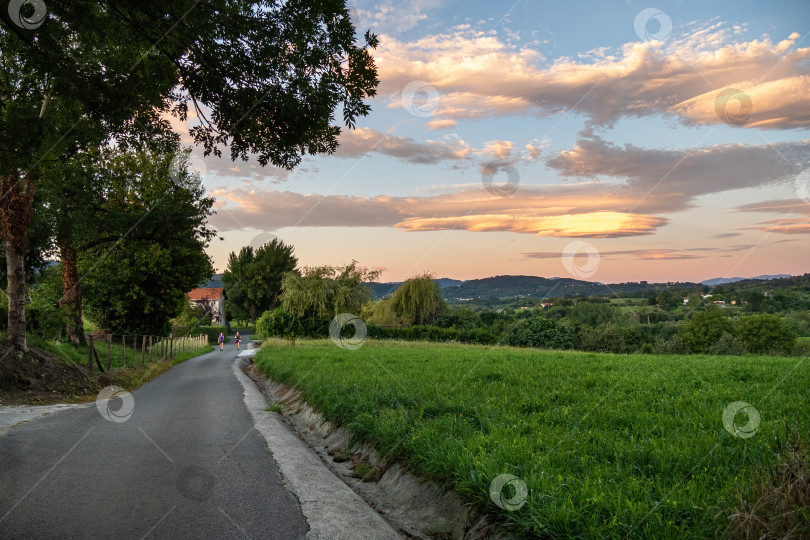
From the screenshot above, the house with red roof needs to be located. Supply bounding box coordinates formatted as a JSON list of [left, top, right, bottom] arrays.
[[187, 287, 227, 326]]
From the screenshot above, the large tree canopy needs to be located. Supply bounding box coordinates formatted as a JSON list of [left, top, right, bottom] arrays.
[[0, 0, 379, 351], [222, 239, 298, 323]]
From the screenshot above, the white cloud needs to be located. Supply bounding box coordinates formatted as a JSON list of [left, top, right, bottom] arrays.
[[375, 25, 810, 129]]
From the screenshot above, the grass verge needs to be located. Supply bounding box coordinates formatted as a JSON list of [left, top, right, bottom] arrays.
[[1, 336, 212, 405], [254, 339, 810, 539]]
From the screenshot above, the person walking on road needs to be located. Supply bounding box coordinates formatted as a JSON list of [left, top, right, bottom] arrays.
[[235, 331, 242, 351], [218, 332, 225, 351]]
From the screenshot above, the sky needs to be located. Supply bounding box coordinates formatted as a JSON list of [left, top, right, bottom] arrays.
[[178, 0, 809, 284]]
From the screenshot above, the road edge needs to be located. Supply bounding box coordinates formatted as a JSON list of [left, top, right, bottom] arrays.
[[231, 357, 401, 540]]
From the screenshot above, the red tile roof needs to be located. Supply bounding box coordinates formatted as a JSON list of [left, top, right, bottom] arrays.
[[188, 287, 225, 301]]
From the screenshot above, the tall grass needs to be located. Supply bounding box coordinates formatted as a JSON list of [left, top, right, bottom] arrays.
[[255, 339, 810, 538]]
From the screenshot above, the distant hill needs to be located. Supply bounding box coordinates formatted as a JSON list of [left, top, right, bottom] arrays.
[[366, 275, 703, 300], [701, 274, 791, 286], [441, 275, 699, 300], [200, 273, 224, 288], [364, 282, 402, 298]]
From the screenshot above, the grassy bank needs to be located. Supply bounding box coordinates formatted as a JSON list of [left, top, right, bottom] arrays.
[[254, 339, 810, 538], [1, 336, 213, 405]]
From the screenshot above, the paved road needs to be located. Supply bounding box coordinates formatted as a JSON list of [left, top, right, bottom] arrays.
[[0, 333, 309, 539]]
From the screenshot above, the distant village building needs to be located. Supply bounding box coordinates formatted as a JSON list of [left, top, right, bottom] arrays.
[[187, 287, 227, 325], [541, 303, 554, 309]]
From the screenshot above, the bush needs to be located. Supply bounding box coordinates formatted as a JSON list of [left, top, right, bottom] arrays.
[[171, 301, 208, 336], [680, 308, 733, 353], [655, 335, 689, 355], [26, 302, 67, 341], [707, 332, 748, 355], [792, 338, 810, 357], [367, 324, 461, 342], [256, 308, 310, 340], [736, 314, 797, 355], [27, 267, 67, 340], [504, 317, 576, 350], [580, 323, 626, 353], [199, 325, 229, 343], [567, 302, 618, 327]]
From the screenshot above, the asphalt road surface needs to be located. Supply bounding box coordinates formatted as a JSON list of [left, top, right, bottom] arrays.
[[0, 333, 309, 539]]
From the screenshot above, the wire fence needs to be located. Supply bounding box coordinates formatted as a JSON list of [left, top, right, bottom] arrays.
[[84, 333, 208, 374]]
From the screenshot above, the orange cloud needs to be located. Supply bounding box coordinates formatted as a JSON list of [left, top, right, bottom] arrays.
[[426, 119, 457, 130], [395, 211, 667, 237]]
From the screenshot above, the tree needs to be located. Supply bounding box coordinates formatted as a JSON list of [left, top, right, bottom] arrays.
[[77, 149, 216, 335], [736, 314, 797, 355], [280, 262, 379, 334], [222, 239, 298, 324], [680, 308, 733, 353], [389, 274, 447, 325], [1, 1, 379, 352]]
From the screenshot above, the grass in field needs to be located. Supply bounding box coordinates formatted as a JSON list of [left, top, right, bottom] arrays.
[[254, 339, 810, 539]]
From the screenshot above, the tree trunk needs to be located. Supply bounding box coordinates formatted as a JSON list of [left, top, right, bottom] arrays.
[[57, 225, 85, 345], [0, 175, 35, 353], [5, 244, 28, 352]]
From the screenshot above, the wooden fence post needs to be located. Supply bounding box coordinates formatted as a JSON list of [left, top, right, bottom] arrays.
[[107, 334, 112, 371], [170, 334, 174, 359], [148, 336, 153, 363], [142, 335, 146, 366], [121, 335, 126, 370], [88, 335, 94, 373]]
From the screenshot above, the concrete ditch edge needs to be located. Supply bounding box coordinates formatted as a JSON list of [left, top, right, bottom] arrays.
[[231, 357, 401, 540]]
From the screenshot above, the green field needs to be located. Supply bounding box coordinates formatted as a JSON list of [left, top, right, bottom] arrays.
[[255, 339, 809, 538]]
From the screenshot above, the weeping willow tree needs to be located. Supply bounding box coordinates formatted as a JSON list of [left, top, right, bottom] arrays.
[[389, 273, 447, 325], [280, 262, 379, 333], [362, 297, 400, 326]]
